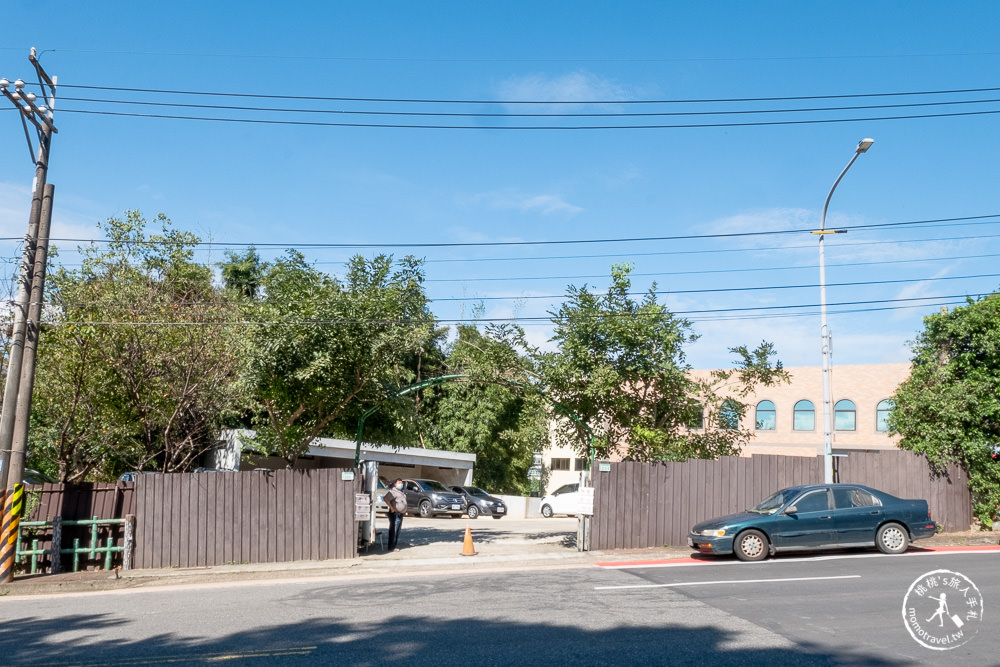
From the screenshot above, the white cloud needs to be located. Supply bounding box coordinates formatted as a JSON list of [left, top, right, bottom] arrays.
[[464, 189, 583, 217], [496, 71, 632, 112]]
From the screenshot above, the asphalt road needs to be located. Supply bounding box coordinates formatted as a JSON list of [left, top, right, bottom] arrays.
[[1, 550, 996, 666]]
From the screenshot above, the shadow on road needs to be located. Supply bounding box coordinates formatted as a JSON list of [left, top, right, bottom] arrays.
[[0, 611, 903, 666]]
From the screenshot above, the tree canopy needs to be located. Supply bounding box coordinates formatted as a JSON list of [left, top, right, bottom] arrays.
[[30, 212, 240, 481], [25, 213, 790, 488], [538, 263, 789, 462], [890, 294, 1000, 527]]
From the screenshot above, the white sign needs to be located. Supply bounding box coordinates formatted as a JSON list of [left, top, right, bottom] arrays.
[[578, 486, 595, 516], [354, 493, 371, 521]]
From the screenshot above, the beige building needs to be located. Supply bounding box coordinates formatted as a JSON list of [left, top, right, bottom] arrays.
[[541, 362, 910, 495]]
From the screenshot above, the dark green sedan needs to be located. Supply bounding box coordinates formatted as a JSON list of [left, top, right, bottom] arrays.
[[688, 483, 938, 561]]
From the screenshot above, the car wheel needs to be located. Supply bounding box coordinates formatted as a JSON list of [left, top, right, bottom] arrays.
[[876, 522, 909, 554], [734, 529, 769, 562], [541, 504, 553, 518], [419, 500, 432, 518], [467, 505, 479, 520]]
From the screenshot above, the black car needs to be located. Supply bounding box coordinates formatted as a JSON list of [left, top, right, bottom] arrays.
[[402, 479, 467, 518], [450, 485, 507, 520]]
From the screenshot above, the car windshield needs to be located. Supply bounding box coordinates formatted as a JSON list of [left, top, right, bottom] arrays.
[[749, 489, 794, 514], [419, 480, 449, 491], [468, 487, 490, 497]]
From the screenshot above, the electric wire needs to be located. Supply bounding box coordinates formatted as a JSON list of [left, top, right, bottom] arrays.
[[4, 214, 997, 249], [37, 293, 993, 328], [55, 83, 1000, 105], [55, 95, 1000, 118], [431, 272, 1000, 302], [55, 106, 1000, 129], [424, 252, 1000, 283]]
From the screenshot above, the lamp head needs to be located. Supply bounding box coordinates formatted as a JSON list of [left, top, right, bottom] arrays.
[[856, 138, 874, 153]]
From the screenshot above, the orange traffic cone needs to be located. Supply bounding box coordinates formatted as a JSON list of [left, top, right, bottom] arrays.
[[461, 525, 477, 556]]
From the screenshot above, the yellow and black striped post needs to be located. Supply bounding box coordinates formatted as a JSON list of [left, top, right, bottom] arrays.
[[0, 484, 24, 583]]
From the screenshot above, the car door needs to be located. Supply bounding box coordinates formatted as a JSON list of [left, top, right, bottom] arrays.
[[832, 486, 884, 547], [551, 483, 580, 514], [769, 488, 835, 550], [402, 480, 423, 511]]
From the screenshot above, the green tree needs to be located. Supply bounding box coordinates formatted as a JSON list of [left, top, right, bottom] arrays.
[[29, 211, 240, 481], [220, 246, 264, 299], [236, 252, 436, 465], [889, 294, 1000, 528], [421, 324, 549, 493], [539, 263, 788, 462]]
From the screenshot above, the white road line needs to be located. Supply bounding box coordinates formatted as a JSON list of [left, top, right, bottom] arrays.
[[597, 547, 1000, 570], [594, 574, 861, 591]]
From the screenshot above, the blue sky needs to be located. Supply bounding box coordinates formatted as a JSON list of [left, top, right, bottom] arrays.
[[2, 2, 999, 370]]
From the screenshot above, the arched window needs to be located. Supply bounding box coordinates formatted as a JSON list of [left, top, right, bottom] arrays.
[[876, 399, 894, 432], [755, 400, 776, 430], [793, 400, 815, 431], [718, 399, 740, 430], [835, 399, 856, 431]]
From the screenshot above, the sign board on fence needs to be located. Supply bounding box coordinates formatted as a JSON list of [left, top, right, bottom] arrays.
[[342, 470, 355, 481], [578, 486, 595, 516], [354, 493, 371, 521], [597, 462, 611, 472]]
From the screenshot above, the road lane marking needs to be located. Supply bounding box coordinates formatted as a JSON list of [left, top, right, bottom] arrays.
[[66, 646, 318, 665], [595, 545, 1000, 569], [595, 574, 861, 591]]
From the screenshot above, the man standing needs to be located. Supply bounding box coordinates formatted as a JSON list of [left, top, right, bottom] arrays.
[[384, 478, 407, 551]]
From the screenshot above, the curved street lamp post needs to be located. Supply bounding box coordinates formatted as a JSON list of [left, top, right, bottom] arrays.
[[815, 138, 874, 484]]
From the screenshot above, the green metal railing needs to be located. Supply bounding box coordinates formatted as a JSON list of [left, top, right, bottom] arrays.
[[16, 516, 130, 574]]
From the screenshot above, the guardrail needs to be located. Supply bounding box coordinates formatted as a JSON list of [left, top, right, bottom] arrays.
[[15, 515, 135, 574]]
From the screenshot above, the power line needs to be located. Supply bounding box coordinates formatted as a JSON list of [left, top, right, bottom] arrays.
[[425, 252, 1000, 283], [57, 83, 1000, 105], [56, 105, 1000, 129], [5, 214, 998, 249], [41, 293, 993, 327], [431, 272, 1000, 302], [57, 94, 1000, 118]]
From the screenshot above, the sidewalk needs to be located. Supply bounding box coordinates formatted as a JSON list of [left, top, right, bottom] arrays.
[[1, 524, 995, 598]]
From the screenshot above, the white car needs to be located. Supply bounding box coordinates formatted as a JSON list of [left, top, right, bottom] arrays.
[[540, 483, 581, 518]]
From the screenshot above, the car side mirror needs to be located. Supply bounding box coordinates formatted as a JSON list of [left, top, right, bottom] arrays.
[[784, 505, 798, 514]]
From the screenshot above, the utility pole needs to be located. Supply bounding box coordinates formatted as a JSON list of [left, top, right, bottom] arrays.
[[0, 49, 57, 583]]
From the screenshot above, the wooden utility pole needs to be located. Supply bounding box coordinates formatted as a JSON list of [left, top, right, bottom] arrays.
[[0, 49, 57, 583], [0, 49, 57, 492]]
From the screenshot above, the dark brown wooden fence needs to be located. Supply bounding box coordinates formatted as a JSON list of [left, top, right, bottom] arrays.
[[133, 468, 360, 569], [590, 451, 972, 550], [24, 482, 135, 522]]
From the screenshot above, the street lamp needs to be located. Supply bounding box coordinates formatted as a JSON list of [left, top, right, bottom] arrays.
[[816, 138, 874, 484]]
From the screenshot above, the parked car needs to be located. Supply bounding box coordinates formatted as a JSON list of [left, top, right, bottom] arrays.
[[540, 483, 581, 518], [401, 479, 467, 518], [373, 477, 389, 514], [117, 471, 163, 483], [688, 483, 938, 562], [23, 468, 55, 485], [449, 485, 507, 519]]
